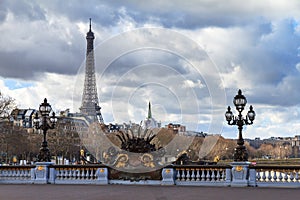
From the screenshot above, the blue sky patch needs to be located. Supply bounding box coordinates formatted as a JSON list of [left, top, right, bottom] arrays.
[[4, 79, 34, 90]]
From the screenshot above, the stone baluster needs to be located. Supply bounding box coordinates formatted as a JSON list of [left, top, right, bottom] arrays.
[[86, 169, 91, 179], [90, 168, 95, 179], [16, 170, 20, 179], [5, 170, 9, 179], [191, 169, 195, 181], [23, 169, 28, 179], [257, 171, 261, 182], [64, 169, 69, 180], [4, 170, 8, 179], [7, 170, 11, 179], [58, 169, 62, 180], [206, 169, 210, 181], [56, 169, 61, 180], [61, 169, 65, 180], [208, 169, 211, 181], [290, 171, 294, 182], [210, 169, 215, 181], [262, 171, 266, 181], [19, 169, 24, 179], [12, 170, 16, 179], [81, 169, 85, 179], [62, 169, 66, 180], [59, 169, 63, 180], [27, 169, 31, 178], [72, 169, 77, 180], [18, 169, 22, 179], [273, 171, 277, 182], [26, 169, 30, 179], [186, 169, 191, 181], [199, 169, 204, 181], [267, 170, 272, 182], [295, 171, 299, 182], [10, 170, 13, 178], [284, 172, 288, 182], [25, 169, 29, 179], [18, 170, 22, 179], [22, 169, 26, 179], [196, 169, 200, 181], [181, 169, 185, 181], [10, 170, 14, 179], [180, 168, 184, 181], [216, 170, 221, 181], [176, 169, 181, 181], [278, 172, 283, 182], [222, 169, 226, 181], [69, 169, 73, 179], [65, 169, 70, 180], [65, 169, 69, 180], [57, 169, 62, 180], [9, 170, 12, 179], [93, 168, 97, 179]]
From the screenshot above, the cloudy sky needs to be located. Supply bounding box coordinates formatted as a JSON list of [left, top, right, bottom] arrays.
[[0, 0, 300, 139]]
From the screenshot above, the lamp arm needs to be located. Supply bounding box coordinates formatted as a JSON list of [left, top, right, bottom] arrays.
[[243, 117, 253, 125], [227, 118, 237, 126]]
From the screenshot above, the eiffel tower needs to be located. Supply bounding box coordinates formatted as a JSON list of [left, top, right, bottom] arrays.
[[79, 18, 104, 123]]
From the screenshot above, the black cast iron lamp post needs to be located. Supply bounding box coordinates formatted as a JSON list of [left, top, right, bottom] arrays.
[[225, 89, 255, 162], [34, 98, 57, 162]]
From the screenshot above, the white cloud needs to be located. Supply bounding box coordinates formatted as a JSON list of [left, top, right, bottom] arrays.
[[0, 73, 77, 113], [296, 63, 300, 72], [183, 79, 205, 89]]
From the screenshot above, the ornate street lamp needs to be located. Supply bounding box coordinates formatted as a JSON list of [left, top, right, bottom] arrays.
[[33, 98, 57, 162], [225, 89, 255, 162]]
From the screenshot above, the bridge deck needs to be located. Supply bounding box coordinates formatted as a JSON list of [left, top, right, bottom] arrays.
[[0, 184, 297, 200]]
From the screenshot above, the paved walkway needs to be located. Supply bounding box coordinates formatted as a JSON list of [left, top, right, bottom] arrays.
[[0, 184, 299, 200]]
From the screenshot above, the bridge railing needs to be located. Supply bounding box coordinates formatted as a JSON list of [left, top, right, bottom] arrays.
[[0, 165, 35, 184], [172, 165, 231, 186], [1, 162, 300, 188], [49, 164, 108, 184], [249, 165, 300, 187]]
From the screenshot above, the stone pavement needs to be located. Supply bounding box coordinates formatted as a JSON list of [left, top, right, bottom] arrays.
[[0, 184, 299, 200]]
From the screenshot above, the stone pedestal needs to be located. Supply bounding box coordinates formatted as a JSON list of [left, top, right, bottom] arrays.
[[34, 162, 54, 184], [161, 168, 175, 185], [231, 162, 250, 187], [96, 168, 108, 184]]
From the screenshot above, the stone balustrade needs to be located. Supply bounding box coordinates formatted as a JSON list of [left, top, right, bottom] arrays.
[[50, 165, 98, 184], [173, 165, 231, 186], [249, 165, 300, 187], [49, 164, 108, 184], [0, 165, 35, 184], [1, 163, 300, 188]]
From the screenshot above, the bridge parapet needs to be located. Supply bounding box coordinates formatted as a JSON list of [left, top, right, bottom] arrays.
[[1, 163, 300, 188], [0, 165, 35, 184], [249, 165, 300, 188]]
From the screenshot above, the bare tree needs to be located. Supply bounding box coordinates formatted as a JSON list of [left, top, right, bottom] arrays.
[[0, 92, 16, 119]]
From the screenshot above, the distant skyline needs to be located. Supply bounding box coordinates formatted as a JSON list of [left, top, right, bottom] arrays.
[[0, 1, 300, 139]]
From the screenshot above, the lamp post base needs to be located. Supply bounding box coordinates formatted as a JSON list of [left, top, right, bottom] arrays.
[[233, 145, 248, 162], [38, 142, 51, 162]]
